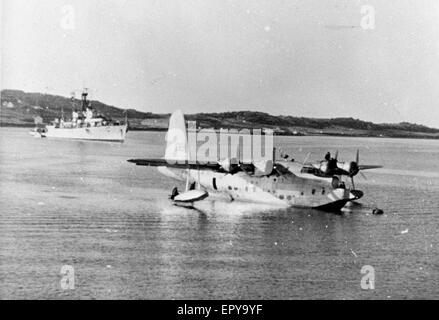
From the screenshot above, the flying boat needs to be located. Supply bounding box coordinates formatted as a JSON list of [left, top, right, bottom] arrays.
[[128, 110, 378, 212]]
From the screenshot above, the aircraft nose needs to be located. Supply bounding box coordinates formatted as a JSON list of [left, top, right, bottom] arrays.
[[350, 189, 364, 200]]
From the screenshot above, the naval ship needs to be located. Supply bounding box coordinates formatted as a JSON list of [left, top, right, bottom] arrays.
[[30, 89, 128, 142]]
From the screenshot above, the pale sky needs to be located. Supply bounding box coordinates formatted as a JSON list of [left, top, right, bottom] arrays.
[[2, 0, 439, 127]]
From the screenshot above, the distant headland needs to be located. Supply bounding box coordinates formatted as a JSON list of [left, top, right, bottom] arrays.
[[2, 89, 439, 139]]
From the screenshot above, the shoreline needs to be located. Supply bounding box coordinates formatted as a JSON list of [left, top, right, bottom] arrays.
[[2, 123, 439, 140]]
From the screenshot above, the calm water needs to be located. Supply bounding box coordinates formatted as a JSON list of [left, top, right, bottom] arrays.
[[0, 127, 438, 299]]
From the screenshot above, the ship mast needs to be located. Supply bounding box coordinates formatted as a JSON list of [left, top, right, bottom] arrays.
[[81, 88, 89, 112], [70, 92, 76, 110]]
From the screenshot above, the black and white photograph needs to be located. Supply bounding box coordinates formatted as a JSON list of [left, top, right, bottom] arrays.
[[1, 0, 438, 303]]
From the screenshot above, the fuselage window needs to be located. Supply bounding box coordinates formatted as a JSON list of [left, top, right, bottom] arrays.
[[228, 186, 232, 190], [287, 195, 292, 200], [212, 178, 218, 190], [279, 194, 284, 200], [312, 189, 316, 195], [321, 188, 325, 195], [234, 187, 238, 191], [301, 191, 304, 196]]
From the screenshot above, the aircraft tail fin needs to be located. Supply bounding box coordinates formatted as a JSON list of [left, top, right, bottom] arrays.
[[165, 110, 188, 163]]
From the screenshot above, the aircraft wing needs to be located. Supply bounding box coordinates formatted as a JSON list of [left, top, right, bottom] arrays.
[[297, 161, 320, 168], [358, 165, 383, 170], [127, 158, 222, 171], [128, 158, 277, 176]]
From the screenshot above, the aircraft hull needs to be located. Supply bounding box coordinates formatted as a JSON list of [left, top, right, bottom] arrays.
[[158, 167, 360, 211]]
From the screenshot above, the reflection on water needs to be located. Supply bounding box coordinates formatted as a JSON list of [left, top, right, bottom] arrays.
[[0, 128, 438, 299]]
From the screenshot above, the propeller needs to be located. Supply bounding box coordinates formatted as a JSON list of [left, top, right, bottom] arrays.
[[349, 149, 367, 189], [349, 149, 359, 189], [346, 149, 360, 177]]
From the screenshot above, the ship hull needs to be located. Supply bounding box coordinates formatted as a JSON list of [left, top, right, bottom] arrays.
[[42, 125, 128, 142]]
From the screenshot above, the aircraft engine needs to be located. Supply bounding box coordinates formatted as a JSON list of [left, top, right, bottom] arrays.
[[338, 161, 359, 177], [219, 158, 239, 173], [348, 161, 359, 177], [321, 159, 337, 174], [253, 159, 273, 176]]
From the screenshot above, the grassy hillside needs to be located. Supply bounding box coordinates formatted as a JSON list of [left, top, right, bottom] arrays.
[[2, 89, 439, 138], [0, 89, 162, 129]]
